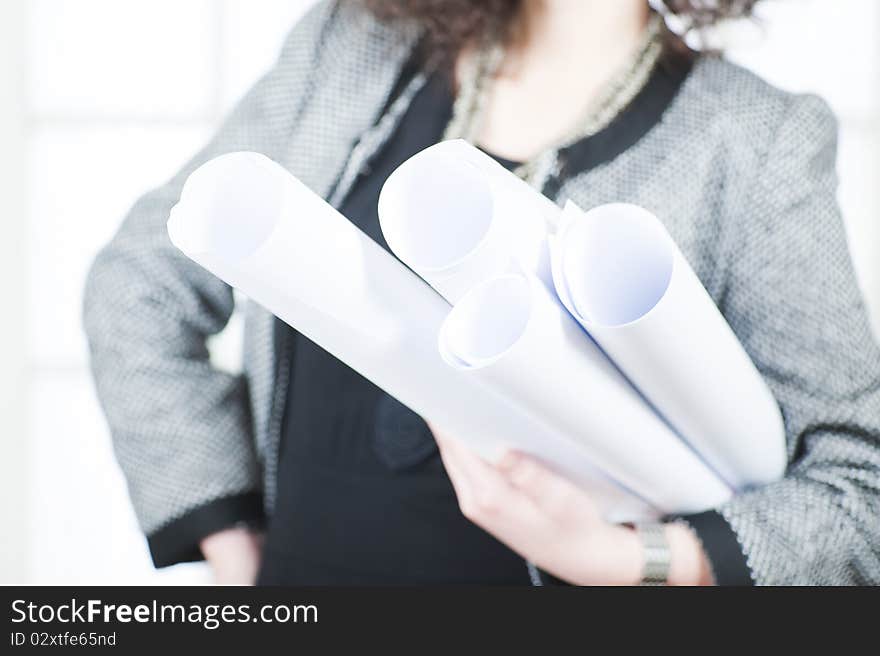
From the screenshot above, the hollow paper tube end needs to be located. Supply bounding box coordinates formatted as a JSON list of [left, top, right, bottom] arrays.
[[439, 273, 534, 370], [378, 144, 495, 274], [166, 151, 286, 263], [560, 203, 675, 328]]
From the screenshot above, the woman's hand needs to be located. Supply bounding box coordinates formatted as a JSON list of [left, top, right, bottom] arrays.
[[434, 431, 714, 586], [200, 526, 264, 585]]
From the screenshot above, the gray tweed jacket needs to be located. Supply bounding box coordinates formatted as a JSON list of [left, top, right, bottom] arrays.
[[83, 0, 880, 585]]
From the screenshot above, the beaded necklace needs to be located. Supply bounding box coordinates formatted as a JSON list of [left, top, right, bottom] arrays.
[[443, 13, 664, 189]]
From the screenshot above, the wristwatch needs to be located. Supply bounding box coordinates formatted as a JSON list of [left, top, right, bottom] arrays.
[[634, 522, 671, 585]]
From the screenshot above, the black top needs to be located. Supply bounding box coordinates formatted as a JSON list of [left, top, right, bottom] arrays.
[[258, 54, 693, 585]]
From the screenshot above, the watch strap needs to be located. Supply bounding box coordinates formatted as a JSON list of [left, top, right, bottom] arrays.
[[635, 522, 671, 585]]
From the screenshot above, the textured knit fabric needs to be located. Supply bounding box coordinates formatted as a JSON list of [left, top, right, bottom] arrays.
[[82, 0, 880, 584]]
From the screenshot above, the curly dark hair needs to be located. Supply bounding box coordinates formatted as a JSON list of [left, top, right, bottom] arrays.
[[362, 0, 761, 66]]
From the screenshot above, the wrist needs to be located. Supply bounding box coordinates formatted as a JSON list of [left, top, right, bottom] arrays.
[[664, 522, 714, 586], [622, 521, 714, 586], [200, 525, 263, 565], [605, 525, 645, 586], [200, 526, 265, 585], [619, 525, 646, 586]]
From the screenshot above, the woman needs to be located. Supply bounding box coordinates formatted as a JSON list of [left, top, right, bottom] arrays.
[[84, 0, 880, 585]]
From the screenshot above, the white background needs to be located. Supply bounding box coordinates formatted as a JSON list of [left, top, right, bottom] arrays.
[[0, 0, 877, 584]]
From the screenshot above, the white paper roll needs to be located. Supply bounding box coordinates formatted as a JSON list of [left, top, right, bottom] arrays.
[[167, 152, 657, 523], [439, 272, 732, 513], [552, 202, 787, 489], [378, 139, 558, 303]]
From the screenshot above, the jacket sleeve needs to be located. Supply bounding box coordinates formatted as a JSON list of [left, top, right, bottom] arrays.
[[682, 94, 880, 585], [82, 1, 338, 568]]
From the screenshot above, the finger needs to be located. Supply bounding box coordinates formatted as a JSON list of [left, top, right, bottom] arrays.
[[426, 421, 443, 442], [431, 427, 468, 491], [497, 451, 581, 519], [441, 439, 525, 526], [439, 444, 559, 564], [437, 437, 474, 507]]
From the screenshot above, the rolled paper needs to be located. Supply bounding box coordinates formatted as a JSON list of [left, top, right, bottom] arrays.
[[552, 202, 787, 489], [167, 151, 658, 523], [378, 139, 559, 303], [439, 271, 732, 513]]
